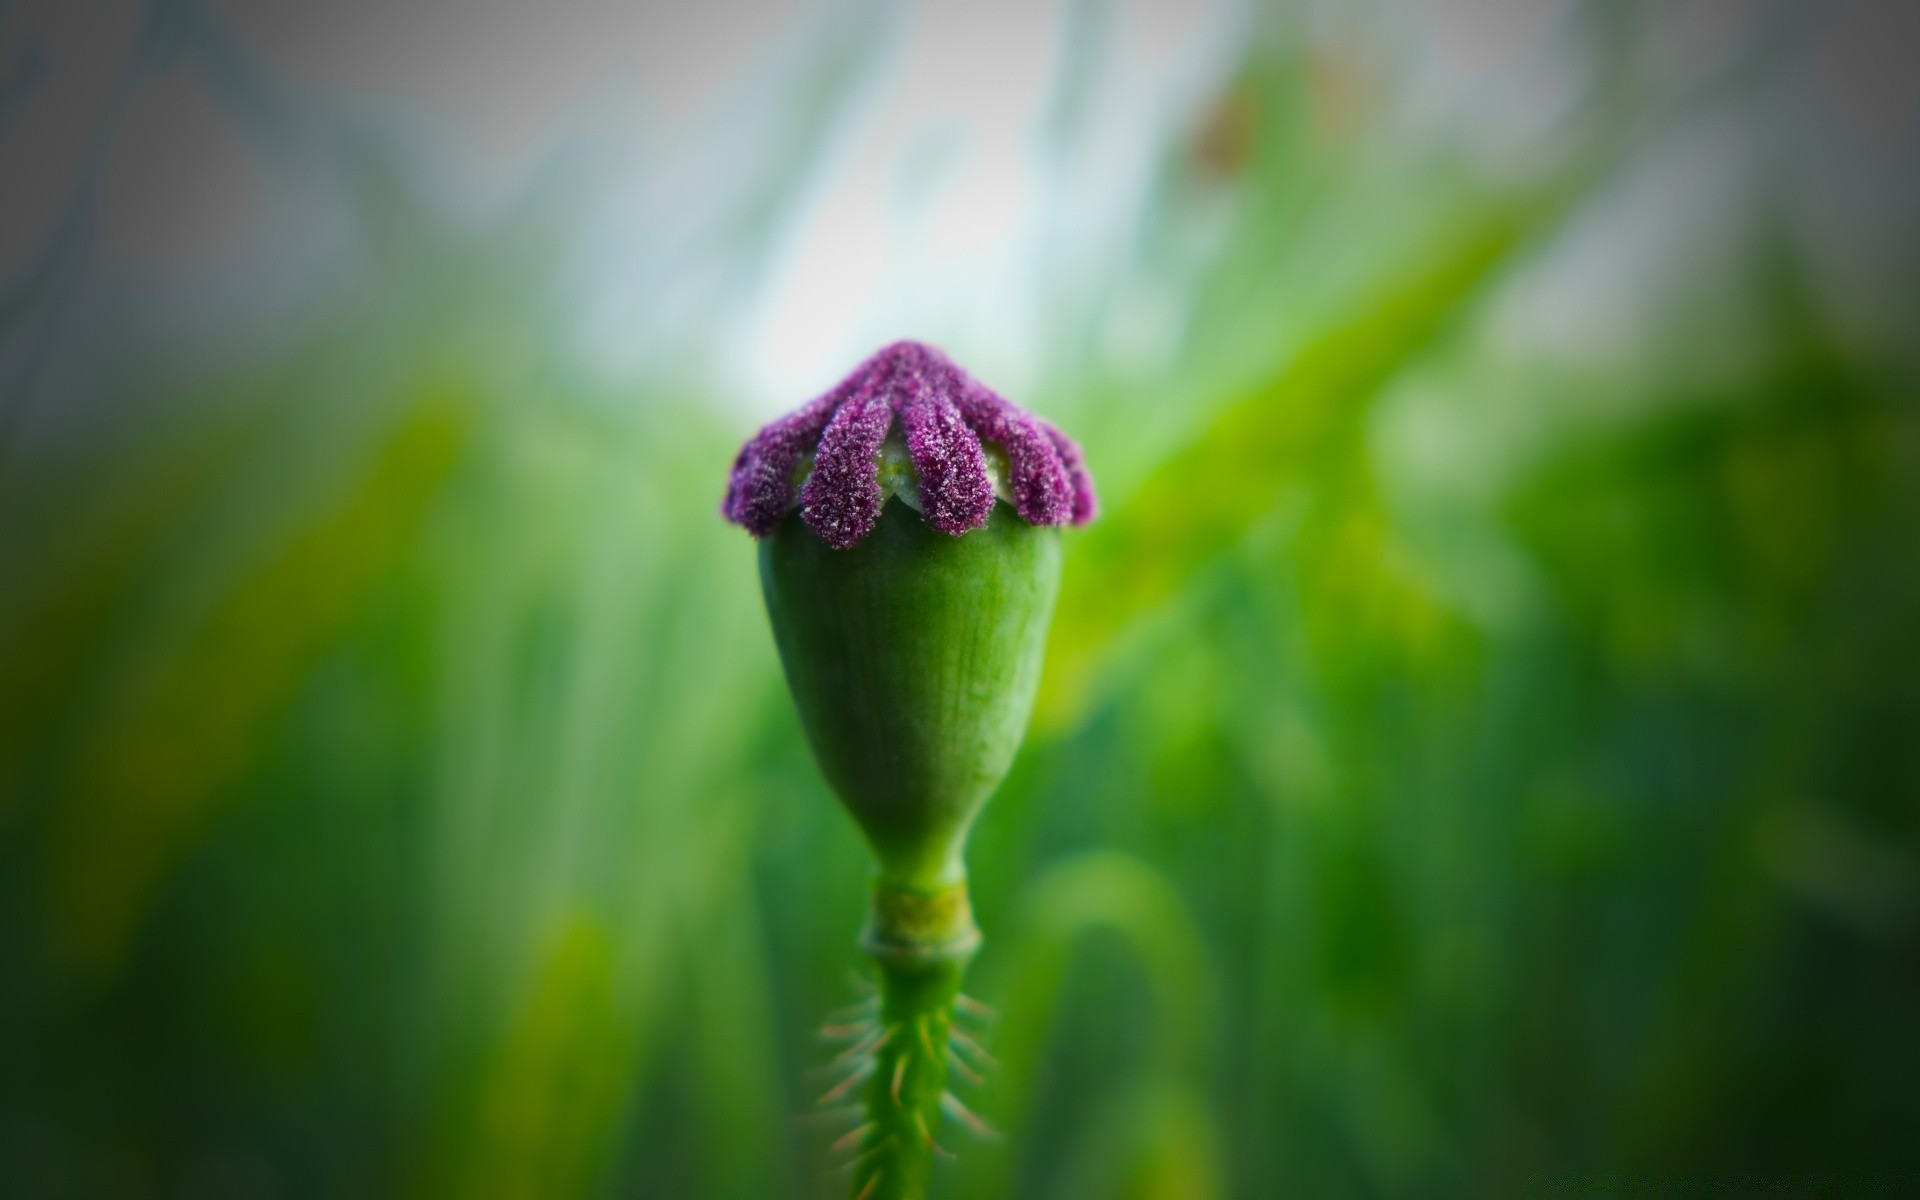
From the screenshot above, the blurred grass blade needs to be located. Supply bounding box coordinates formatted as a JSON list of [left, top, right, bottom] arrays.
[[960, 851, 1214, 1198], [46, 395, 470, 972], [1039, 202, 1551, 728], [0, 421, 254, 789]]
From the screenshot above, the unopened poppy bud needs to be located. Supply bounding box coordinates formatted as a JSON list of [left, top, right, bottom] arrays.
[[725, 340, 1096, 890], [724, 340, 1097, 1200]]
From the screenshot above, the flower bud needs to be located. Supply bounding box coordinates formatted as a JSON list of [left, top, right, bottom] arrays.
[[725, 341, 1095, 889]]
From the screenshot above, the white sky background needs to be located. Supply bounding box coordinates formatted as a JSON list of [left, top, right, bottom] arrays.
[[0, 0, 1249, 423], [0, 0, 1914, 441]]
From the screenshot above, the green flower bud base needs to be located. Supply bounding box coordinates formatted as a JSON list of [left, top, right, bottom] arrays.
[[759, 499, 1061, 888], [759, 500, 1061, 1198]]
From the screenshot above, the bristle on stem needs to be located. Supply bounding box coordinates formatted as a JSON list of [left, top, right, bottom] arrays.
[[949, 1026, 999, 1071], [954, 994, 997, 1022], [818, 1060, 875, 1106], [833, 1124, 875, 1155], [947, 1052, 984, 1087], [834, 876, 981, 1199], [834, 1025, 890, 1063], [941, 1091, 999, 1141]]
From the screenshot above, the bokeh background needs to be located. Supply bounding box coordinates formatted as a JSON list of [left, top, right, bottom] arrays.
[[4, 0, 1919, 1196]]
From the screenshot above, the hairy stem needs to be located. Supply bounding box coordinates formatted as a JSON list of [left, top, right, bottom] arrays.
[[847, 879, 980, 1200]]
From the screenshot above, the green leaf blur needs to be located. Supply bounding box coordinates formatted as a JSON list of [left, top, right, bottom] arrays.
[[2, 2, 1916, 1197]]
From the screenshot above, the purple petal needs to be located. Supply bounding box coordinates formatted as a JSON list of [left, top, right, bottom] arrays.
[[722, 396, 835, 536], [1039, 420, 1098, 526], [722, 359, 878, 536], [799, 366, 895, 549], [953, 379, 1073, 527], [722, 338, 1097, 545], [898, 367, 994, 538]]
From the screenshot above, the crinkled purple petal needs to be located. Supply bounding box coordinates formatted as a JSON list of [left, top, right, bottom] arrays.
[[722, 338, 1097, 545], [799, 365, 895, 549], [722, 357, 879, 535], [722, 395, 836, 536], [953, 379, 1073, 527], [898, 367, 994, 537], [1039, 419, 1099, 526]]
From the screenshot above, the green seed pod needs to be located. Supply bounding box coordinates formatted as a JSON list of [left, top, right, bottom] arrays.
[[724, 341, 1096, 1199], [759, 501, 1061, 891]]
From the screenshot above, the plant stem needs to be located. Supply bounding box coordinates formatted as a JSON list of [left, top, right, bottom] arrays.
[[848, 878, 980, 1200]]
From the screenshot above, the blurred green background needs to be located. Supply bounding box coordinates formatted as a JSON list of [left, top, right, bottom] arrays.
[[3, 0, 1919, 1196]]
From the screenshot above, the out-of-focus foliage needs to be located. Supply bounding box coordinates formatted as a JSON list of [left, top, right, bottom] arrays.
[[3, 1, 1918, 1197]]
